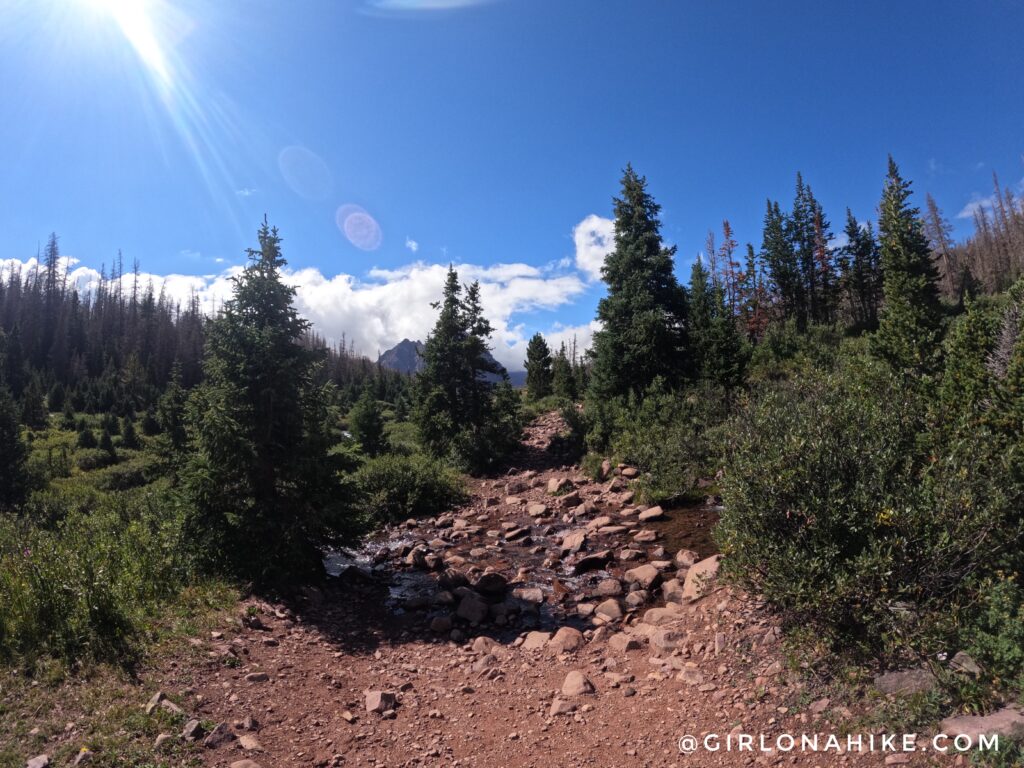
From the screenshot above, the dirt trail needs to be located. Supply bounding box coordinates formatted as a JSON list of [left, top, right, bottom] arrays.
[[150, 414, 950, 768]]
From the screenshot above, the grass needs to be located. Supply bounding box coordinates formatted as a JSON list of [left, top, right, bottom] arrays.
[[0, 582, 236, 768]]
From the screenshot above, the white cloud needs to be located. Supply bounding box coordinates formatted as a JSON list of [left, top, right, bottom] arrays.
[[572, 214, 615, 282], [957, 176, 1024, 219], [236, 187, 257, 197], [404, 236, 419, 253], [0, 254, 589, 369]]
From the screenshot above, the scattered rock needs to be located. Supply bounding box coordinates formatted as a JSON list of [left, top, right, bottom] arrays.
[[874, 668, 937, 697], [475, 572, 508, 596], [609, 633, 642, 653], [430, 615, 453, 633], [674, 549, 699, 569], [940, 706, 1024, 744], [365, 690, 398, 714], [594, 578, 623, 596], [621, 467, 639, 479], [456, 593, 489, 624], [203, 722, 235, 748], [154, 733, 173, 750], [550, 626, 585, 653], [181, 719, 205, 742], [26, 756, 49, 768], [549, 698, 577, 716], [950, 651, 982, 678], [244, 671, 270, 683], [573, 550, 612, 574], [681, 554, 721, 600], [561, 670, 595, 696], [638, 505, 664, 521], [547, 477, 572, 495], [230, 761, 264, 768], [595, 598, 624, 622], [237, 734, 264, 752], [624, 563, 661, 590], [522, 631, 551, 651], [560, 530, 587, 555]]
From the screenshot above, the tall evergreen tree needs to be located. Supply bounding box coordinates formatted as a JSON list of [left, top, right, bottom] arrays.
[[837, 209, 882, 331], [414, 267, 522, 471], [761, 200, 801, 327], [349, 387, 386, 457], [182, 220, 345, 584], [689, 259, 746, 388], [551, 343, 577, 401], [524, 333, 553, 401], [871, 157, 944, 372], [0, 387, 28, 509], [589, 165, 690, 400]]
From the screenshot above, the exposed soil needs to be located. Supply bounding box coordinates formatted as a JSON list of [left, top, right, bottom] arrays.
[[28, 414, 966, 767]]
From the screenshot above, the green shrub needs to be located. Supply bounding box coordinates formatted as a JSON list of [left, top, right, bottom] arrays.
[[716, 356, 1024, 661], [963, 576, 1024, 692], [354, 453, 465, 528], [76, 448, 117, 471], [609, 381, 732, 503], [0, 488, 194, 667]]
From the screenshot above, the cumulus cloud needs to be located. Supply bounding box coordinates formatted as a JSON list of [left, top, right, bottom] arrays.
[[572, 214, 615, 281], [0, 254, 589, 369], [404, 237, 419, 253]]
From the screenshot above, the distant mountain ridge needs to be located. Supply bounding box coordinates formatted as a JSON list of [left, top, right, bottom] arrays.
[[377, 338, 526, 387]]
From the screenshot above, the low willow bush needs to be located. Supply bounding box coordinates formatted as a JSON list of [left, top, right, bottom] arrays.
[[0, 487, 194, 668], [354, 452, 465, 528], [716, 357, 1024, 662]]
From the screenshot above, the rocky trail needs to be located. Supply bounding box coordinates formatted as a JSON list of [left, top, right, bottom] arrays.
[[70, 414, 995, 767]]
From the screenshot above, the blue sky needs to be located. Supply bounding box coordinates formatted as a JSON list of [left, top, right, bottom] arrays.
[[1, 0, 1022, 365]]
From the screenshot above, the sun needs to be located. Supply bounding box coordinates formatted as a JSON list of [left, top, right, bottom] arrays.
[[75, 0, 171, 85]]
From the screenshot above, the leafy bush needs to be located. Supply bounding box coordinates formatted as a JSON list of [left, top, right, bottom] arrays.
[[76, 448, 117, 471], [716, 357, 1024, 661], [354, 453, 465, 528], [0, 488, 194, 667], [963, 576, 1024, 691]]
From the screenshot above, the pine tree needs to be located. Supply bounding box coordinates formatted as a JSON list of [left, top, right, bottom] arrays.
[[349, 387, 386, 456], [837, 209, 882, 331], [551, 343, 577, 401], [524, 333, 553, 401], [0, 387, 28, 509], [157, 362, 188, 453], [414, 266, 522, 471], [761, 200, 801, 327], [588, 166, 690, 400], [871, 157, 944, 373], [182, 220, 346, 584], [689, 259, 746, 388], [20, 377, 48, 429]]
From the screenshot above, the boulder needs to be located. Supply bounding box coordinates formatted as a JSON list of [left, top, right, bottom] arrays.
[[527, 503, 549, 518], [181, 719, 205, 742], [456, 593, 489, 624], [548, 477, 572, 495], [521, 631, 551, 651], [595, 598, 624, 622], [638, 505, 664, 522], [472, 636, 499, 654], [573, 550, 612, 574], [940, 707, 1024, 745], [608, 633, 642, 653], [475, 572, 508, 597], [594, 578, 623, 596], [662, 578, 685, 603], [681, 554, 721, 600], [512, 586, 544, 604], [550, 626, 585, 653], [203, 722, 235, 748], [874, 668, 937, 696], [430, 615, 453, 633], [624, 564, 661, 590], [642, 603, 685, 626], [624, 590, 649, 608], [650, 628, 684, 653], [561, 670, 595, 696], [621, 467, 640, 479], [549, 698, 577, 716], [560, 530, 587, 555]]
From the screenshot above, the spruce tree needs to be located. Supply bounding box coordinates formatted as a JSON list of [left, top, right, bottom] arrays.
[[524, 333, 553, 401], [414, 266, 521, 471], [349, 387, 386, 457], [0, 387, 28, 509], [551, 343, 577, 401], [761, 200, 801, 327], [689, 259, 746, 388], [588, 166, 690, 400], [838, 209, 882, 331], [871, 157, 944, 372], [182, 220, 345, 584], [157, 362, 188, 454], [20, 378, 48, 429]]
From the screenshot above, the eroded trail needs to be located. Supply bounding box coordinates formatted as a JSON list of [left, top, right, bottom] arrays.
[[152, 414, 937, 768]]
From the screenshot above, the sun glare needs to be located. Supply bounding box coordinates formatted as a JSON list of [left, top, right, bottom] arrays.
[[76, 0, 170, 84]]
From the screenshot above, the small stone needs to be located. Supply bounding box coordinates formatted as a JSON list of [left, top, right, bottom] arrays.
[[595, 598, 624, 622], [230, 761, 264, 768], [26, 757, 49, 768], [203, 722, 235, 748], [144, 691, 166, 715], [681, 554, 721, 600], [154, 733, 173, 750], [550, 626, 585, 653], [549, 698, 576, 716], [809, 697, 830, 715], [874, 668, 937, 696], [181, 719, 205, 742], [638, 505, 664, 521], [521, 631, 551, 651], [609, 633, 641, 653], [624, 563, 661, 589], [244, 672, 270, 683], [430, 615, 453, 633], [562, 670, 596, 696], [237, 734, 264, 751], [365, 690, 398, 714]]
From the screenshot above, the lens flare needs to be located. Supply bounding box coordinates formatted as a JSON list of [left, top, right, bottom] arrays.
[[336, 204, 383, 251], [78, 0, 171, 84]]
